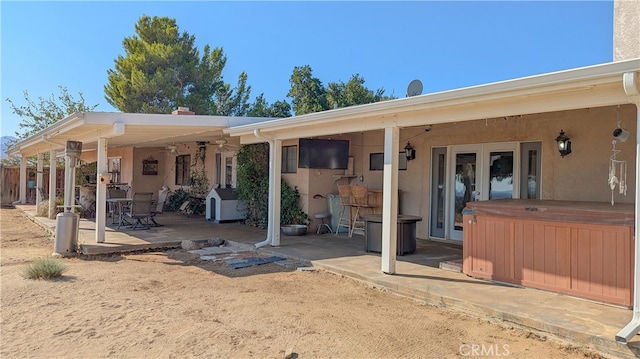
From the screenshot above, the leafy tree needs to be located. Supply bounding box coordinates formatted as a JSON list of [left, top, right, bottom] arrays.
[[6, 86, 98, 139], [247, 94, 292, 118], [326, 74, 389, 108], [287, 65, 327, 115], [214, 72, 251, 116], [287, 65, 395, 116], [104, 15, 251, 116], [269, 100, 293, 118]]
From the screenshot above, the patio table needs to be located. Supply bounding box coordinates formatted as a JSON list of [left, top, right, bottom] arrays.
[[106, 198, 132, 227]]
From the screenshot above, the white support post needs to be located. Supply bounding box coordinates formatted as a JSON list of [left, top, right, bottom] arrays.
[[36, 153, 44, 206], [381, 126, 399, 274], [95, 138, 108, 243], [63, 153, 73, 211], [48, 150, 57, 219], [615, 72, 640, 343], [19, 155, 27, 204], [270, 139, 283, 246]]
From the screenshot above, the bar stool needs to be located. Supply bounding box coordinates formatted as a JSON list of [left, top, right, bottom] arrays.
[[314, 212, 332, 234], [349, 185, 374, 237], [335, 185, 354, 235]]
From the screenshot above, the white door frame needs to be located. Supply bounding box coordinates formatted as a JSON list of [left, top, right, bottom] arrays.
[[447, 144, 482, 241], [481, 142, 520, 201], [444, 142, 519, 241]]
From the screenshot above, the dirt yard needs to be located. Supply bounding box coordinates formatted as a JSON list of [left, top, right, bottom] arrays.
[[1, 207, 604, 358]]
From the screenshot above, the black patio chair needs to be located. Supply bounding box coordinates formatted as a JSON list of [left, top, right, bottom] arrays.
[[148, 187, 169, 226], [37, 187, 48, 201]]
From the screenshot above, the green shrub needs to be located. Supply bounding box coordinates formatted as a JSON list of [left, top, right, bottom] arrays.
[[166, 188, 190, 212], [21, 257, 68, 280], [281, 182, 309, 225], [235, 143, 308, 228], [235, 143, 270, 227]]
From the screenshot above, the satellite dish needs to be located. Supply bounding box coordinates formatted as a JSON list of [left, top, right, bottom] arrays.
[[406, 79, 423, 97]]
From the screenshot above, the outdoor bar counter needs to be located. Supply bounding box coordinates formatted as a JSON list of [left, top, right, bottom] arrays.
[[462, 199, 635, 307]]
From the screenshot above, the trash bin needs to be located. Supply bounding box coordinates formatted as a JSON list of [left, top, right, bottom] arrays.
[[327, 193, 348, 233], [54, 211, 79, 256]]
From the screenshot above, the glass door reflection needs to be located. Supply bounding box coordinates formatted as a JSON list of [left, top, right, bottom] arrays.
[[453, 152, 478, 232], [488, 151, 513, 200]]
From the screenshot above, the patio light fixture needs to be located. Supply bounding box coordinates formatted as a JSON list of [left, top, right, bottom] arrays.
[[404, 142, 416, 161], [555, 130, 572, 158]]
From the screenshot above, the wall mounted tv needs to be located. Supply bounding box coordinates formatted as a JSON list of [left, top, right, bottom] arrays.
[[298, 138, 350, 169]]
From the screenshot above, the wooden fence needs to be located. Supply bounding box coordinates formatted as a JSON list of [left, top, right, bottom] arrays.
[[1, 166, 65, 205]]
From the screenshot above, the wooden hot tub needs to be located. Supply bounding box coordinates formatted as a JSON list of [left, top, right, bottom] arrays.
[[462, 199, 635, 307]]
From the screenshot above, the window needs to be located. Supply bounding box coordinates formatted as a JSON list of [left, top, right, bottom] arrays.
[[370, 152, 407, 171], [175, 155, 191, 186], [282, 145, 297, 173], [370, 153, 383, 171], [107, 157, 122, 183], [430, 147, 446, 238]]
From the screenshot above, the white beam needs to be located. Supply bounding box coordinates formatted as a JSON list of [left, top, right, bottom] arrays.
[[63, 152, 73, 211], [48, 150, 57, 219], [270, 139, 282, 246], [381, 126, 399, 274], [95, 138, 108, 243], [36, 153, 44, 206], [19, 156, 27, 204], [615, 70, 640, 342]]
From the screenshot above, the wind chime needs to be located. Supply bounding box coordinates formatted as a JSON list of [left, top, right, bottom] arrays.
[[608, 106, 629, 206]]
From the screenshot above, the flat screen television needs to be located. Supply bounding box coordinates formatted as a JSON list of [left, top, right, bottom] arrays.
[[298, 138, 350, 169]]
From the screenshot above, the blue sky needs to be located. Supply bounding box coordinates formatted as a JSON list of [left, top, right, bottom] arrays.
[[1, 1, 613, 138]]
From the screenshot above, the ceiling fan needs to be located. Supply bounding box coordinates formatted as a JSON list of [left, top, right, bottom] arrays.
[[165, 144, 180, 156], [212, 138, 238, 152]]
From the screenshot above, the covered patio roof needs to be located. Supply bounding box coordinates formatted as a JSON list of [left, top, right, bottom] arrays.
[[226, 58, 640, 142], [9, 112, 274, 157]]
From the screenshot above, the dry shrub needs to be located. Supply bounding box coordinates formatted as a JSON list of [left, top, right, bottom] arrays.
[[21, 257, 68, 280]]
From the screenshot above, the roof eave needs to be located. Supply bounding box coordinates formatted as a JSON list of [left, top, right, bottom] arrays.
[[226, 59, 640, 141]]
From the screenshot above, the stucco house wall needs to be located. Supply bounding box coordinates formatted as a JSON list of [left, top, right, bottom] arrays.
[[282, 104, 636, 239], [80, 146, 134, 189], [132, 148, 168, 194], [80, 141, 223, 201], [281, 137, 351, 225], [614, 0, 640, 61], [133, 143, 221, 196]]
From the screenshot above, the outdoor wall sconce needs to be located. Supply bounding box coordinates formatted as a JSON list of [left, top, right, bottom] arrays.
[[404, 142, 416, 161], [555, 130, 572, 157]]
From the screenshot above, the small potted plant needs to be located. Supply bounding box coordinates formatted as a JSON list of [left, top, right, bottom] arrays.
[[280, 182, 309, 236]]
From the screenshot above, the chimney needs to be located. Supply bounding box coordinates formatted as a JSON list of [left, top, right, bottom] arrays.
[[172, 107, 195, 115]]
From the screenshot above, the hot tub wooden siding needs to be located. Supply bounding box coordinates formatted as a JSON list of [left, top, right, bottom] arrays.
[[463, 200, 635, 307]]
